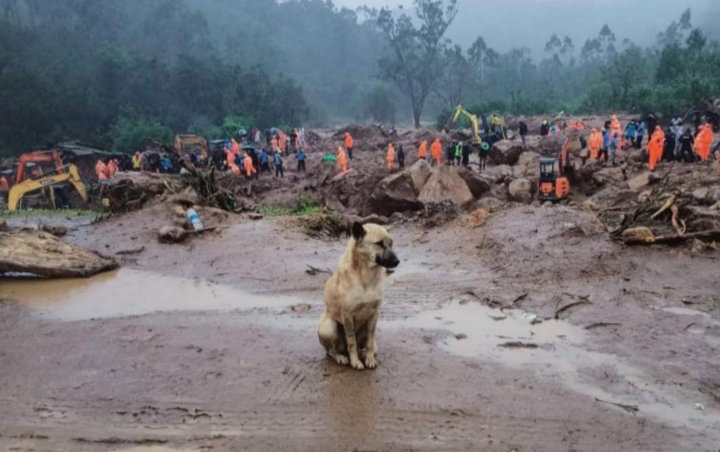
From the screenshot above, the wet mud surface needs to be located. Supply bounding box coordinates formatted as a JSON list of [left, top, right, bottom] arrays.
[[2, 205, 720, 451]]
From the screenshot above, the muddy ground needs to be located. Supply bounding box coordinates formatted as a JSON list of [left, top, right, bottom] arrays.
[[2, 198, 720, 452]]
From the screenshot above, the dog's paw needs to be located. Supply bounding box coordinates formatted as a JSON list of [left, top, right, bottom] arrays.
[[364, 355, 377, 369], [333, 354, 349, 366], [350, 358, 365, 370]]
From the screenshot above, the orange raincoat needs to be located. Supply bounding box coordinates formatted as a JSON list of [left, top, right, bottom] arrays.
[[95, 160, 108, 180], [337, 147, 348, 172], [648, 127, 664, 171], [387, 144, 395, 171], [244, 154, 256, 176], [430, 138, 442, 165], [418, 140, 427, 159], [694, 124, 713, 161], [344, 132, 353, 150], [588, 129, 602, 160]]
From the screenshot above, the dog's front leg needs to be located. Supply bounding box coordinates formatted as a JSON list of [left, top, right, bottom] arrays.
[[363, 309, 380, 369], [342, 313, 364, 370]]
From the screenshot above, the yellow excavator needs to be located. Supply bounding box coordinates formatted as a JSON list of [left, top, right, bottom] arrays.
[[446, 105, 507, 147], [446, 105, 483, 145], [8, 164, 87, 211]]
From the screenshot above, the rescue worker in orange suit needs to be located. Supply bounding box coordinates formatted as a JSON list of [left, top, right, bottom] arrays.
[[0, 175, 9, 192], [278, 131, 287, 154], [648, 126, 665, 171], [418, 140, 428, 160], [231, 138, 240, 156], [337, 146, 348, 173], [270, 137, 278, 153], [95, 160, 108, 180], [694, 123, 714, 161], [387, 143, 395, 172], [107, 159, 119, 178], [588, 128, 602, 160], [244, 152, 256, 179], [430, 138, 442, 167], [344, 132, 354, 160]]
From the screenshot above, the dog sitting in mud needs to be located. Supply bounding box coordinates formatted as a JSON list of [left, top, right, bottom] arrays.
[[318, 222, 399, 370]]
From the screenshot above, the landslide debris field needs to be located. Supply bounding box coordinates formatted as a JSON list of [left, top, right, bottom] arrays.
[[2, 122, 720, 452]]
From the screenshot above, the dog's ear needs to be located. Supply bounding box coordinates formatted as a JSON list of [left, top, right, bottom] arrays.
[[352, 222, 366, 242]]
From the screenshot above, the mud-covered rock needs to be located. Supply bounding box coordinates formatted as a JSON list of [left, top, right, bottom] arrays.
[[158, 226, 189, 243], [407, 159, 432, 194], [508, 178, 534, 203], [627, 171, 653, 192], [418, 166, 474, 207], [369, 171, 423, 216], [537, 136, 564, 156], [457, 167, 493, 198], [489, 140, 524, 165], [513, 151, 540, 178], [484, 164, 513, 183], [0, 231, 118, 278], [592, 167, 625, 186], [474, 197, 504, 212]]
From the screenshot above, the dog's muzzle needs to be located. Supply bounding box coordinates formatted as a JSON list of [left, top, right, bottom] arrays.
[[376, 250, 400, 274]]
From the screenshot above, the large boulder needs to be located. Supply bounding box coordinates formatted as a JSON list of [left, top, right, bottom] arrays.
[[489, 140, 525, 165], [537, 136, 564, 156], [484, 164, 513, 183], [418, 166, 474, 207], [508, 178, 534, 203], [627, 171, 655, 192], [457, 167, 493, 198], [370, 171, 423, 215], [592, 167, 625, 186], [407, 159, 432, 194], [513, 151, 540, 178]]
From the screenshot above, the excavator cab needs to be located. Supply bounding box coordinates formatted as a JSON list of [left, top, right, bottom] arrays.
[[538, 157, 570, 202]]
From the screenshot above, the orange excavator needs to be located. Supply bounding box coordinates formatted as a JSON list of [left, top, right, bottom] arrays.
[[538, 139, 571, 202], [7, 150, 87, 211]]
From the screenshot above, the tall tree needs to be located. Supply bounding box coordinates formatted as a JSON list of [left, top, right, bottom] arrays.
[[377, 0, 458, 127]]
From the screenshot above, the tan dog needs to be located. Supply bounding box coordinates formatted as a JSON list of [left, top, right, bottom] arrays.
[[318, 222, 399, 370]]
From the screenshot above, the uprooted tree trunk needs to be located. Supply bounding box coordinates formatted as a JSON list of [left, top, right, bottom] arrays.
[[0, 232, 119, 278], [158, 142, 238, 212]]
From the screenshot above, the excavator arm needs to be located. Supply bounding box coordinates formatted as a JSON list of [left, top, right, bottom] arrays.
[[8, 164, 87, 211], [446, 105, 482, 145]]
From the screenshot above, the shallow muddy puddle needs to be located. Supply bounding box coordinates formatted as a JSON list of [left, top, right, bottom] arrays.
[[0, 268, 302, 321], [396, 301, 720, 434]]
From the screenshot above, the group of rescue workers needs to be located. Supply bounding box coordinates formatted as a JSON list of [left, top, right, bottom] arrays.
[[92, 111, 720, 185]]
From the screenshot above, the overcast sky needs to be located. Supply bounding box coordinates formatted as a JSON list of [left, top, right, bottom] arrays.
[[334, 0, 714, 57]]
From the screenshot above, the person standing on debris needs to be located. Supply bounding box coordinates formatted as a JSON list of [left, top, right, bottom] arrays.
[[461, 141, 471, 167], [519, 121, 528, 145], [337, 146, 348, 173], [418, 140, 428, 161], [106, 159, 119, 179], [386, 143, 395, 172], [635, 120, 646, 149], [431, 138, 442, 167], [398, 145, 405, 170], [678, 128, 696, 162], [588, 128, 601, 160], [132, 152, 142, 171], [297, 149, 307, 172], [445, 141, 454, 165], [344, 132, 354, 160], [278, 131, 287, 154], [663, 126, 676, 161], [259, 148, 270, 174], [540, 119, 549, 136], [607, 132, 620, 167], [598, 126, 609, 161], [624, 121, 636, 149], [95, 160, 108, 181], [270, 136, 278, 154], [244, 152, 257, 179], [454, 141, 463, 166], [478, 141, 490, 171], [274, 151, 284, 178], [694, 123, 714, 161], [648, 126, 664, 171]]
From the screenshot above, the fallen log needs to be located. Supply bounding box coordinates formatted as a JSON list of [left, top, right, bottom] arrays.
[[623, 229, 720, 246], [0, 232, 118, 278]]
